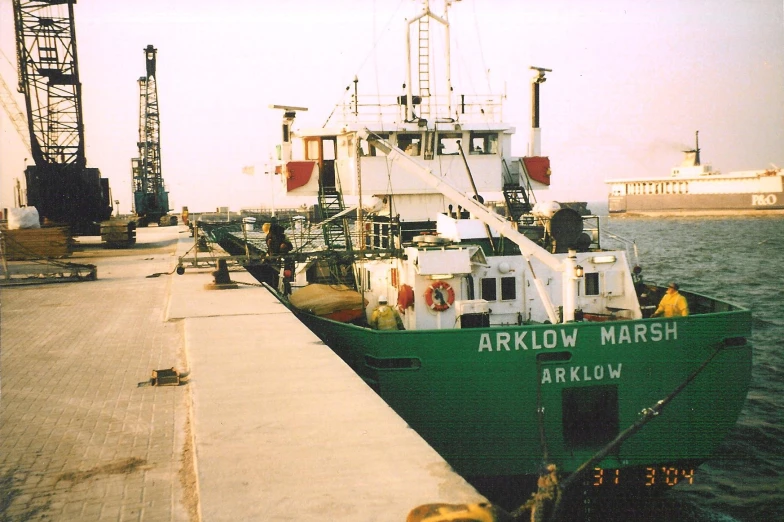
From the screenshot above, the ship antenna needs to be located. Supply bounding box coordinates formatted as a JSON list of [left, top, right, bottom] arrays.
[[695, 130, 700, 166]]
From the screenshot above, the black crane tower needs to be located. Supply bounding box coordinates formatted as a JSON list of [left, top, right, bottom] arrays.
[[131, 44, 173, 226], [12, 0, 113, 232]]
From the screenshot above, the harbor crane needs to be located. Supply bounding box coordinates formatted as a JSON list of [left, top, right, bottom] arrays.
[[131, 44, 174, 227], [11, 0, 135, 246]]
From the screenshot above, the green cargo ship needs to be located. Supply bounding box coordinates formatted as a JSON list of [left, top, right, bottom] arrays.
[[288, 284, 751, 480], [233, 0, 753, 485], [260, 124, 753, 483]]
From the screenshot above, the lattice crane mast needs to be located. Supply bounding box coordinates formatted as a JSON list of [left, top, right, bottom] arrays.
[[131, 44, 173, 227], [12, 0, 114, 233]]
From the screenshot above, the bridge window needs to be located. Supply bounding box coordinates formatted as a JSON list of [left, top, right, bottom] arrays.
[[469, 132, 497, 155], [437, 133, 462, 155], [360, 133, 389, 156], [306, 139, 320, 160], [397, 133, 423, 156], [304, 137, 336, 161]]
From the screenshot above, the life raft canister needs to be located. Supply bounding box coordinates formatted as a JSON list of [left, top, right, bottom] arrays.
[[397, 284, 415, 310], [424, 281, 455, 312]]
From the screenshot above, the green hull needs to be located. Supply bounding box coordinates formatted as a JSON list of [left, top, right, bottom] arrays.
[[290, 298, 752, 478]]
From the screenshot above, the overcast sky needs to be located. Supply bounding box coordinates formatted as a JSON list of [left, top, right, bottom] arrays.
[[1, 0, 783, 214]]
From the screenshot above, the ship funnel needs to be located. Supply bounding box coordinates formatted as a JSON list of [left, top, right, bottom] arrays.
[[681, 131, 701, 167]]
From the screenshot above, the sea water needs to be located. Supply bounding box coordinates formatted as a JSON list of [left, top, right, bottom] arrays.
[[474, 211, 784, 521], [602, 212, 784, 521]]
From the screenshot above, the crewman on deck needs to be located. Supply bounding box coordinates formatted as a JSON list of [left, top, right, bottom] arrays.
[[265, 222, 292, 255], [370, 296, 405, 330], [651, 282, 689, 318]]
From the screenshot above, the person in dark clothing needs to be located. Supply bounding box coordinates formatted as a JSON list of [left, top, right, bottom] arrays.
[[265, 223, 292, 255], [263, 222, 294, 295]]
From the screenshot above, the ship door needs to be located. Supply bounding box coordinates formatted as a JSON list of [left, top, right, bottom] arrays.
[[305, 136, 337, 192], [562, 385, 619, 451]]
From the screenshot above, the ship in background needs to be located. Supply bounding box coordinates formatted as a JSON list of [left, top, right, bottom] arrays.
[[607, 131, 784, 215]]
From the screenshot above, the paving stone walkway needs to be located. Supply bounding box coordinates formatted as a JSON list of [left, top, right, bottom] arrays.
[[0, 226, 196, 521]]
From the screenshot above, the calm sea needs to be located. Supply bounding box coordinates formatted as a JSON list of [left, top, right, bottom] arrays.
[[563, 209, 784, 521]]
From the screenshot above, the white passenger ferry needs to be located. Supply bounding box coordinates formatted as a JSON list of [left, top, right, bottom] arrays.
[[607, 131, 783, 215]]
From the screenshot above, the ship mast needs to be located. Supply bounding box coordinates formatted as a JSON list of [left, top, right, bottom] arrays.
[[404, 0, 454, 122], [529, 66, 552, 156]]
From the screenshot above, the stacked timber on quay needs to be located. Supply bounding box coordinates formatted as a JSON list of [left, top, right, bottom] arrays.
[[0, 225, 73, 260], [0, 222, 93, 286]]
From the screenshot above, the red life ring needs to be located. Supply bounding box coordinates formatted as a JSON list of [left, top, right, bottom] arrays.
[[424, 281, 455, 312]]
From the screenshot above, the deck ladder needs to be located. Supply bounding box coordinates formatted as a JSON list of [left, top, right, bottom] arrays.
[[418, 16, 431, 120], [317, 187, 357, 287], [501, 159, 536, 223]]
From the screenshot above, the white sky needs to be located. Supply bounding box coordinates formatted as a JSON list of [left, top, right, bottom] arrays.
[[1, 0, 783, 214]]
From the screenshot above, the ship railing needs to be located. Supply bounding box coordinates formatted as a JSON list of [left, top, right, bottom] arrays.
[[599, 229, 640, 266], [239, 207, 316, 221], [359, 217, 403, 251], [329, 93, 505, 126]]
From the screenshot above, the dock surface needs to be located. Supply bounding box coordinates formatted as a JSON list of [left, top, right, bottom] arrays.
[[0, 225, 484, 521]]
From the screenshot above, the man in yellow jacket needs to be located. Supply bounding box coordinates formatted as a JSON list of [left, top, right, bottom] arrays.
[[651, 282, 689, 318], [370, 296, 405, 330]]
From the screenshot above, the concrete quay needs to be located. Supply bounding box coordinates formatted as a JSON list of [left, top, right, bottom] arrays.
[[0, 225, 485, 521]]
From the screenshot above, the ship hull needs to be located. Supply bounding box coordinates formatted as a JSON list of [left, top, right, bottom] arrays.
[[285, 297, 752, 479], [609, 191, 784, 214]]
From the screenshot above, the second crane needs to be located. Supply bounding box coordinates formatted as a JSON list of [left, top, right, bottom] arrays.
[[132, 45, 175, 227]]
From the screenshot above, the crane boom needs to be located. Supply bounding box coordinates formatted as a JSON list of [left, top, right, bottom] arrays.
[[0, 69, 31, 154], [12, 0, 112, 229], [13, 0, 84, 166]]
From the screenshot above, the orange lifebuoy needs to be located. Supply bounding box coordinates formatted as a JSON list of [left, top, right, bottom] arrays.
[[424, 281, 455, 312]]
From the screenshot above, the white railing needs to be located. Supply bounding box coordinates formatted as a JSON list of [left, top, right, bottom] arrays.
[[329, 93, 505, 126]]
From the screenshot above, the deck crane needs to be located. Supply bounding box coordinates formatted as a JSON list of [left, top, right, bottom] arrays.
[[131, 44, 174, 227], [11, 0, 135, 246]]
